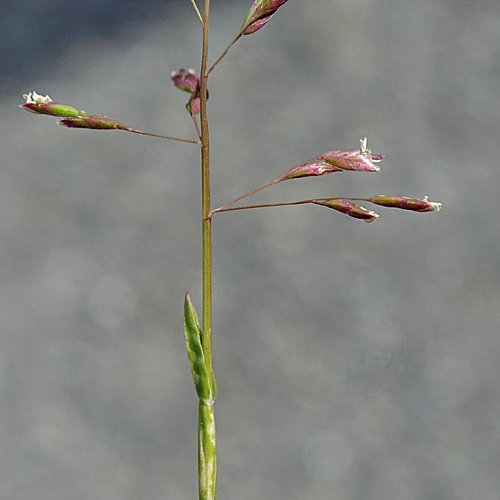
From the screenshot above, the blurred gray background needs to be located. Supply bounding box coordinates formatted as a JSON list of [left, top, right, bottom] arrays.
[[1, 0, 500, 499]]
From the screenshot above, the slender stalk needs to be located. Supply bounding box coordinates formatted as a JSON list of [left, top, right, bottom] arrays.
[[212, 199, 312, 215], [190, 108, 202, 141], [207, 29, 244, 75], [199, 1, 217, 499], [129, 129, 200, 144], [211, 198, 376, 216], [209, 179, 279, 217], [189, 0, 204, 24]]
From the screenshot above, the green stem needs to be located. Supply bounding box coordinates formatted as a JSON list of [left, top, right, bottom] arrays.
[[200, 0, 212, 397], [199, 0, 217, 499]]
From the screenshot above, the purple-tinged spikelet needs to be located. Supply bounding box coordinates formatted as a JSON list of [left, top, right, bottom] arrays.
[[277, 138, 382, 182], [321, 138, 383, 172], [369, 195, 442, 212], [58, 116, 131, 131], [241, 0, 289, 35], [171, 69, 199, 94], [312, 199, 380, 222], [171, 69, 206, 116], [280, 160, 344, 181], [21, 92, 88, 118]]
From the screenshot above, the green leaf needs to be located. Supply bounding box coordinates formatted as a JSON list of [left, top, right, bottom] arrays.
[[184, 293, 213, 400]]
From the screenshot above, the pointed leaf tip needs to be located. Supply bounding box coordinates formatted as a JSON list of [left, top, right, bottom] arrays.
[[184, 294, 213, 400]]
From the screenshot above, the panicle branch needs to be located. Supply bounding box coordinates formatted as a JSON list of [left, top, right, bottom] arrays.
[[211, 138, 383, 214], [208, 0, 290, 75], [20, 92, 200, 144], [189, 0, 203, 25], [210, 194, 441, 222], [209, 136, 441, 222]]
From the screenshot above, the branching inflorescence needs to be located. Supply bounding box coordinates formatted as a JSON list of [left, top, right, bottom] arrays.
[[20, 1, 441, 499]]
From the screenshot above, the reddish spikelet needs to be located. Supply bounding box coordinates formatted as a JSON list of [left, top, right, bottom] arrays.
[[278, 160, 343, 181], [312, 199, 380, 222], [171, 69, 206, 116], [171, 69, 199, 93], [320, 138, 383, 172], [241, 0, 289, 35], [21, 92, 87, 117], [186, 95, 201, 115], [369, 195, 442, 212], [58, 116, 131, 131], [277, 138, 382, 182]]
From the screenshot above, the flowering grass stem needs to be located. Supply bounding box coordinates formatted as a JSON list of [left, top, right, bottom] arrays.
[[20, 1, 441, 496], [199, 0, 217, 498]]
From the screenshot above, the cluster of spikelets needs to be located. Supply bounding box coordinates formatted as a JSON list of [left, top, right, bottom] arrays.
[[20, 91, 441, 222], [20, 0, 441, 223]]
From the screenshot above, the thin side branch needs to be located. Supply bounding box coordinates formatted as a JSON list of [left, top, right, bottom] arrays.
[[189, 0, 203, 24], [210, 199, 312, 218], [212, 178, 280, 214], [130, 129, 200, 144], [207, 29, 245, 75]]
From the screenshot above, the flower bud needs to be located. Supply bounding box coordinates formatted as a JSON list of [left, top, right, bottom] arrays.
[[369, 195, 442, 212], [21, 91, 87, 117], [312, 199, 380, 222], [241, 0, 289, 35], [58, 115, 131, 131]]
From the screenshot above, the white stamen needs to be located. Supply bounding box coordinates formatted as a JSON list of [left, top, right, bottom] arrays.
[[23, 91, 52, 104], [359, 137, 369, 153]]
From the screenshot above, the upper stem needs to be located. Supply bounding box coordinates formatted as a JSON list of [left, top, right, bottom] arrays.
[[200, 0, 213, 381]]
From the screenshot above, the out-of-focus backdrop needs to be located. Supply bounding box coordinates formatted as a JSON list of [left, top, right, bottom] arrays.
[[1, 1, 499, 499]]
